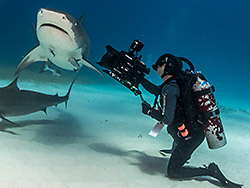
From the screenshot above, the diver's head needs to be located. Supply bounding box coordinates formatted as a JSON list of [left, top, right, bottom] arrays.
[[152, 53, 183, 78]]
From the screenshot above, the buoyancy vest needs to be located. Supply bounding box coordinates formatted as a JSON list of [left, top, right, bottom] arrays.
[[155, 73, 200, 138]]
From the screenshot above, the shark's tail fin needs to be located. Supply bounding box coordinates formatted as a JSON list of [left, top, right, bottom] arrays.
[[64, 75, 78, 109]]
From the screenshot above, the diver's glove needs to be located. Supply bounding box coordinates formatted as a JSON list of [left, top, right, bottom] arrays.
[[141, 101, 163, 121], [141, 101, 152, 115], [150, 108, 163, 121]]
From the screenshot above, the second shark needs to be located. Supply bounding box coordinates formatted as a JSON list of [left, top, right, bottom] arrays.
[[0, 77, 76, 125]]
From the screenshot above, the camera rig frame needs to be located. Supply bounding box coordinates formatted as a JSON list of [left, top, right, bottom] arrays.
[[98, 40, 150, 96]]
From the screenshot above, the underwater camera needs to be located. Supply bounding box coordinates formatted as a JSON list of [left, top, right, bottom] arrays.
[[98, 40, 150, 95]]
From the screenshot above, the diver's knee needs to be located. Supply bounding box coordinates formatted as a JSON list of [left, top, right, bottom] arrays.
[[166, 166, 180, 179]]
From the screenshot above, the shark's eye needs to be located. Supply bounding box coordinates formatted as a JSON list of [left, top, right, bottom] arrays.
[[40, 10, 44, 14], [62, 16, 66, 20]]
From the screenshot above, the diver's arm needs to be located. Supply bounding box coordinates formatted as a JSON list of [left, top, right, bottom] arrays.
[[160, 82, 180, 125], [142, 82, 179, 125], [140, 77, 159, 95]]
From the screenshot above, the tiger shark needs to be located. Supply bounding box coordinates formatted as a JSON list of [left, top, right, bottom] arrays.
[[0, 77, 76, 126], [15, 8, 103, 75]]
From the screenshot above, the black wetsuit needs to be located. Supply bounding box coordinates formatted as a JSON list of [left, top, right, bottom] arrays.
[[141, 78, 210, 179]]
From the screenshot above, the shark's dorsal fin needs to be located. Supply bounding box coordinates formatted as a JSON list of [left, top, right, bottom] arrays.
[[6, 77, 20, 90], [79, 12, 85, 25]]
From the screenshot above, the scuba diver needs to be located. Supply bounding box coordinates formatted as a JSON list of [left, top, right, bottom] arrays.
[[140, 54, 243, 188]]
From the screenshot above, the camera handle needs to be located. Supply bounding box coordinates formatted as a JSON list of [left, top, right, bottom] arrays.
[[139, 94, 145, 102]]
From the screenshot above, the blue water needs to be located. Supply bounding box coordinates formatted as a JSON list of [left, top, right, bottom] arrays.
[[0, 0, 249, 108], [0, 1, 250, 187]]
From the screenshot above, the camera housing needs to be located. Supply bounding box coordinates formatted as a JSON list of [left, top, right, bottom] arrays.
[[98, 40, 150, 95]]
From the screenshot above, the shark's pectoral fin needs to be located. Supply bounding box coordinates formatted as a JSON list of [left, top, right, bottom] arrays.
[[81, 58, 104, 77], [42, 108, 47, 114], [0, 114, 21, 127], [1, 130, 18, 135], [15, 45, 48, 75]]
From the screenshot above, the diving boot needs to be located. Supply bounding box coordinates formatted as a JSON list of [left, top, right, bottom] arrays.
[[207, 163, 243, 188]]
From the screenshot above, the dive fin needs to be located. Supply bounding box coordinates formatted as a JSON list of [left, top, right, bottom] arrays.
[[0, 114, 21, 127], [81, 58, 104, 77], [15, 45, 48, 75], [159, 149, 173, 156], [159, 142, 177, 156], [207, 163, 243, 188], [224, 181, 244, 188]]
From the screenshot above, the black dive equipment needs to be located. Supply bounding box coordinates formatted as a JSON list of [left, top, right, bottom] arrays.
[[98, 40, 150, 96]]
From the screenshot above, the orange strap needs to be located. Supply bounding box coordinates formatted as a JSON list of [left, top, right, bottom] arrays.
[[178, 124, 189, 137], [180, 129, 189, 137], [178, 124, 185, 131]]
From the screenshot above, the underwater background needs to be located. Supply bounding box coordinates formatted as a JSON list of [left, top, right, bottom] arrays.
[[0, 0, 250, 109], [0, 1, 250, 187]]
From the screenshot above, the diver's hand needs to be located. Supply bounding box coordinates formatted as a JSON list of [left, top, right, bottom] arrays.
[[142, 101, 163, 121], [150, 108, 163, 121], [141, 101, 152, 115]]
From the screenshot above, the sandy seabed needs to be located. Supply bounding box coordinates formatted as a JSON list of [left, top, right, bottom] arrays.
[[0, 76, 249, 188]]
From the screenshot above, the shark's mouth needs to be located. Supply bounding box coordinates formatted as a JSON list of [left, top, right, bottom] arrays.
[[40, 23, 69, 36]]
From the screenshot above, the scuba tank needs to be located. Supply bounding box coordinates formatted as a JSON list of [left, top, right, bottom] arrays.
[[180, 57, 227, 149], [192, 75, 227, 149]]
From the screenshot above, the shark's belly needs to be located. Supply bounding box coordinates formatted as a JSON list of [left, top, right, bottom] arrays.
[[0, 93, 63, 117], [38, 27, 84, 70], [0, 104, 41, 117]]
